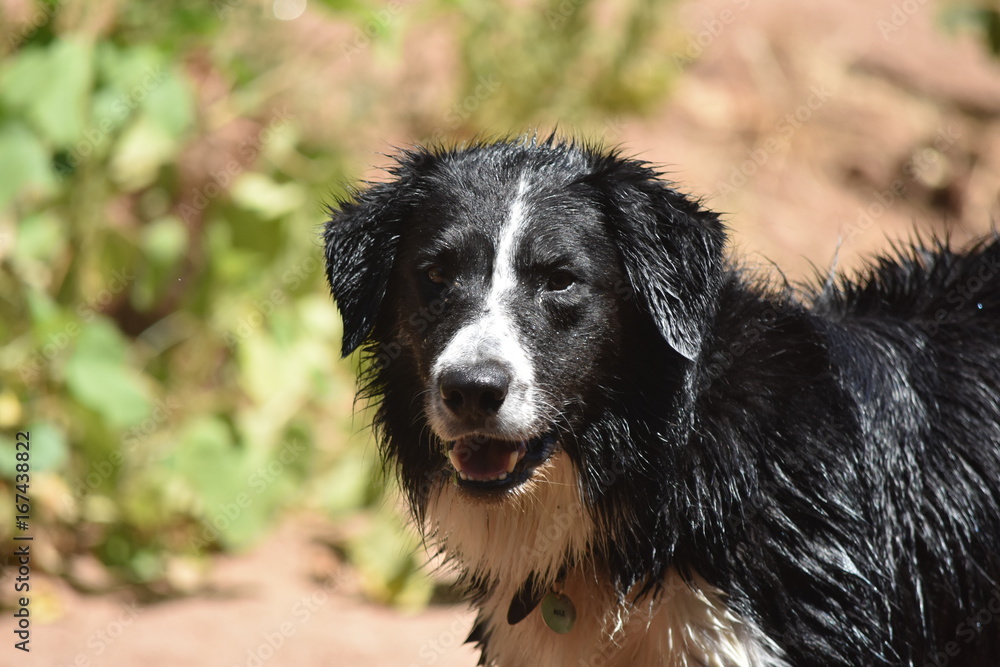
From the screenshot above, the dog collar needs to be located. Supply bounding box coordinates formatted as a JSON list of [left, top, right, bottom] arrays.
[[506, 574, 543, 625]]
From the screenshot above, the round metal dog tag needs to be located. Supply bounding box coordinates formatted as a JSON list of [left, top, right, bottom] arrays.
[[541, 592, 576, 634]]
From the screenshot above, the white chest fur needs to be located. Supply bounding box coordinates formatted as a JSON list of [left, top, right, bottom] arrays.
[[477, 567, 789, 667], [424, 452, 788, 666]]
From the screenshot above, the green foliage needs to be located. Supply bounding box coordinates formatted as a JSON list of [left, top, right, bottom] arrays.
[[941, 3, 1000, 57], [0, 3, 349, 590], [63, 320, 154, 427], [0, 0, 679, 603], [448, 0, 673, 128]]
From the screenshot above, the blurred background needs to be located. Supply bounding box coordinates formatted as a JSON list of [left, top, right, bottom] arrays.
[[2, 0, 999, 664]]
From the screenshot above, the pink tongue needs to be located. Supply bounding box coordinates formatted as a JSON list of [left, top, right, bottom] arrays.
[[451, 438, 526, 479]]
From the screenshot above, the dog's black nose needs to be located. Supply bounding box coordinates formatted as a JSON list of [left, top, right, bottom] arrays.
[[439, 364, 511, 419]]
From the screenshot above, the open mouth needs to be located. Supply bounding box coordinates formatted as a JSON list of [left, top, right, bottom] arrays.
[[445, 431, 558, 490]]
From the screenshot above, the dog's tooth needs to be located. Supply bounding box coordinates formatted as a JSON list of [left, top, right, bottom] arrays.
[[448, 449, 463, 471], [458, 471, 468, 481], [506, 451, 519, 474], [497, 472, 507, 481]]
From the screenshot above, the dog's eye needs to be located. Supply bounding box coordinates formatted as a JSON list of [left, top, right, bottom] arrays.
[[426, 265, 448, 284], [546, 270, 576, 292]]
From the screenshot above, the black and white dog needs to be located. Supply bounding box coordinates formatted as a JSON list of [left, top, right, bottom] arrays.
[[324, 137, 1000, 666]]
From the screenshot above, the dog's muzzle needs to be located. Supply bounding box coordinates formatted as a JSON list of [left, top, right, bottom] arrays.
[[433, 361, 557, 491]]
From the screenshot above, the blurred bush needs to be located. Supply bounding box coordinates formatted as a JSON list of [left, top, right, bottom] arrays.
[[941, 2, 1000, 57], [0, 0, 677, 604]]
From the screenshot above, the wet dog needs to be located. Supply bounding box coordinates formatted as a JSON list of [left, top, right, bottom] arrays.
[[324, 137, 1000, 666]]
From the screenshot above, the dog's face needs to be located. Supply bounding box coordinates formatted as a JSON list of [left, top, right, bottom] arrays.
[[389, 172, 629, 494], [325, 140, 725, 518]]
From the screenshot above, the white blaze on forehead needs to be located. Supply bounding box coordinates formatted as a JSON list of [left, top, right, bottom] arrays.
[[489, 176, 531, 307], [429, 177, 537, 435]]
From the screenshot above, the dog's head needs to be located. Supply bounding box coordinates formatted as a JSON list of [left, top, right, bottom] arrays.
[[325, 138, 724, 536]]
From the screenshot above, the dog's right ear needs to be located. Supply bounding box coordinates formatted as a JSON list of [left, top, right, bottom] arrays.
[[324, 173, 416, 357]]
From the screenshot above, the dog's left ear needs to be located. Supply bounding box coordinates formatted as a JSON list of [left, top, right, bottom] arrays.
[[589, 160, 726, 361], [324, 173, 417, 357]]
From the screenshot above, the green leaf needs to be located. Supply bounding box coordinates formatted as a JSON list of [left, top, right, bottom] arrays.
[[142, 70, 194, 138], [109, 115, 178, 191], [0, 423, 63, 477], [318, 447, 374, 514], [64, 320, 152, 428], [25, 286, 60, 327], [169, 418, 303, 550], [347, 512, 434, 608], [1, 38, 94, 146], [239, 327, 294, 404], [0, 123, 56, 210], [93, 43, 191, 138], [230, 173, 307, 219], [91, 44, 160, 138], [14, 212, 64, 264], [0, 422, 69, 476], [141, 216, 188, 266], [168, 418, 241, 506], [28, 421, 69, 473]]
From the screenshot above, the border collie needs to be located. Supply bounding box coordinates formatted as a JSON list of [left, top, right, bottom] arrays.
[[323, 137, 1000, 666]]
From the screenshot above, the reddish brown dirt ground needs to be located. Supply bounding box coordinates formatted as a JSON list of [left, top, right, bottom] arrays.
[[31, 518, 478, 667], [29, 0, 1000, 665]]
